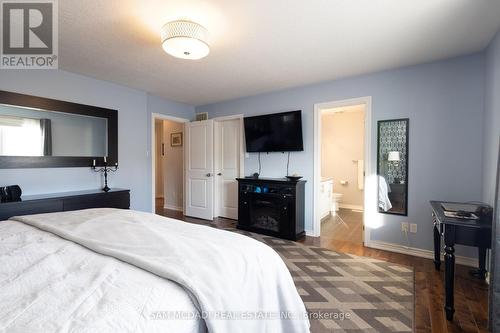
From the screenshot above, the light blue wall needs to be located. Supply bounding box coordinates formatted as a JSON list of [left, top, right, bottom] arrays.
[[0, 70, 195, 212], [197, 54, 485, 255], [483, 30, 500, 205], [0, 52, 489, 257]]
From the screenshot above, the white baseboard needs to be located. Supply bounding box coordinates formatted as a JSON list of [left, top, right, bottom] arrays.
[[365, 240, 478, 268], [163, 204, 183, 211], [305, 229, 315, 237], [320, 212, 331, 220], [339, 204, 364, 211]]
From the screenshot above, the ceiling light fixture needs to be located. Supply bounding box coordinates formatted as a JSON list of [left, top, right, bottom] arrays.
[[161, 20, 210, 60]]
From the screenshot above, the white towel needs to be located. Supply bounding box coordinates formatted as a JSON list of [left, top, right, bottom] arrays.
[[378, 176, 392, 211], [357, 160, 364, 190]]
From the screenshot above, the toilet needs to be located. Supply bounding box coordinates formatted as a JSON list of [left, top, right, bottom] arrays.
[[331, 193, 343, 213]]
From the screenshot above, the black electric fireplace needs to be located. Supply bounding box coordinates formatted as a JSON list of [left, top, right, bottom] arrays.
[[236, 177, 306, 240], [249, 195, 282, 232]]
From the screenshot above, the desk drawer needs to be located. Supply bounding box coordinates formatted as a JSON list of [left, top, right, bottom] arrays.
[[455, 227, 491, 248]]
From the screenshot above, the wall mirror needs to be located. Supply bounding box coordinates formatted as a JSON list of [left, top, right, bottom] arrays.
[[377, 118, 409, 216], [0, 90, 117, 168]]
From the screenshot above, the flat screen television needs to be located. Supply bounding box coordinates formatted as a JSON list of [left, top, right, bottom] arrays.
[[244, 111, 304, 152]]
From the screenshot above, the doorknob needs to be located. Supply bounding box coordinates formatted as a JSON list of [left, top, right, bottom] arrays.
[[217, 173, 222, 176], [206, 173, 212, 177]]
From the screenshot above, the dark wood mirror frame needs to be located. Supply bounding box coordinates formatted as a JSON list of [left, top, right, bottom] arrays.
[[0, 90, 118, 169], [377, 118, 409, 216]]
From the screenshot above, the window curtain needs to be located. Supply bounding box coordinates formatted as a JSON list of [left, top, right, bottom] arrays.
[[40, 118, 52, 156]]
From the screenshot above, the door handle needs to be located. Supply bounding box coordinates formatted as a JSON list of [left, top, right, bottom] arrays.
[[206, 173, 212, 177], [217, 173, 222, 176]]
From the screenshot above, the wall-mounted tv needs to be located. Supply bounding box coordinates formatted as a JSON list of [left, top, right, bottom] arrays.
[[244, 111, 304, 152]]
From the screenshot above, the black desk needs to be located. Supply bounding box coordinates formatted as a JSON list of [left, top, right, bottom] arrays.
[[430, 201, 492, 321]]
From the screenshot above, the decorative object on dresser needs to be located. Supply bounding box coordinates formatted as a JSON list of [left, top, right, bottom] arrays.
[[91, 157, 118, 192], [0, 90, 118, 169], [285, 175, 302, 181], [0, 185, 22, 202], [0, 189, 130, 221], [236, 177, 306, 241]]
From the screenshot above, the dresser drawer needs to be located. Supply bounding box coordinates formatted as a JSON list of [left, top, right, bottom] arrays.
[[63, 191, 130, 211], [0, 199, 63, 221]]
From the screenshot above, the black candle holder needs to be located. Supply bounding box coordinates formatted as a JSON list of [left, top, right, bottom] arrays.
[[91, 160, 118, 192]]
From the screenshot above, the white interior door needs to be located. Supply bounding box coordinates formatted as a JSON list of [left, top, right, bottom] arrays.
[[215, 119, 241, 219], [185, 120, 214, 220]]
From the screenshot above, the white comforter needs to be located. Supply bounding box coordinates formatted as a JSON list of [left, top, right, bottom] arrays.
[[8, 209, 310, 333], [0, 219, 205, 333]]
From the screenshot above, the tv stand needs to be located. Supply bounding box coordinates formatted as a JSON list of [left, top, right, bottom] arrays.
[[236, 177, 305, 241]]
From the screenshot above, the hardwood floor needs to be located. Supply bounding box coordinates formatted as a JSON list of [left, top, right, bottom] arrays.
[[321, 208, 364, 244], [155, 201, 491, 333]]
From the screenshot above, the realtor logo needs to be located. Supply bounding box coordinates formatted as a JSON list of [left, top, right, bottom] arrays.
[[1, 0, 58, 69]]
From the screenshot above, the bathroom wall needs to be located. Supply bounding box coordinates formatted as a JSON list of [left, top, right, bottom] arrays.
[[321, 107, 365, 209]]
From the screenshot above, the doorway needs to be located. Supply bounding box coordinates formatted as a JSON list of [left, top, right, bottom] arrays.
[[313, 97, 373, 244], [183, 116, 244, 220], [319, 104, 365, 244], [152, 114, 189, 215]]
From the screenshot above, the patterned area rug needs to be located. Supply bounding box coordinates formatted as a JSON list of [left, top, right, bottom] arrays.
[[223, 228, 414, 333]]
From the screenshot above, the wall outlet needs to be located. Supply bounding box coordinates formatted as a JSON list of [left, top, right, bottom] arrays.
[[401, 222, 409, 233], [410, 223, 418, 233]]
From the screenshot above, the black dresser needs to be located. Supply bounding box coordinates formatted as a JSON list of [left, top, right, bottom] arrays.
[[0, 189, 130, 221], [236, 177, 305, 241]]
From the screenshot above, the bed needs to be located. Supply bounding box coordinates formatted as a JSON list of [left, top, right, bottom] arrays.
[[0, 208, 310, 333]]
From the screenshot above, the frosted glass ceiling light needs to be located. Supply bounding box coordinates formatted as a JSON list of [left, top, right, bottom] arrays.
[[161, 20, 210, 60]]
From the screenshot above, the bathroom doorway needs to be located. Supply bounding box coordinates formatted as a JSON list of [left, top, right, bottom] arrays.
[[317, 103, 367, 245]]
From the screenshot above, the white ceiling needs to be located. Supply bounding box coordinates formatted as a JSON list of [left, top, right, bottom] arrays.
[[59, 0, 500, 106]]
